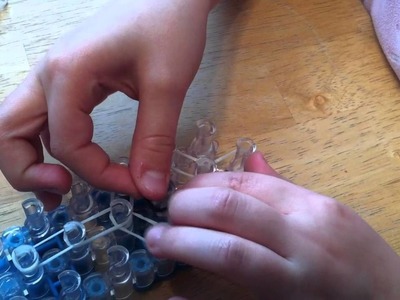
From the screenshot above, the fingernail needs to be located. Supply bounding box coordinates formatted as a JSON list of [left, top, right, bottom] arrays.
[[141, 170, 167, 195], [145, 224, 168, 254]]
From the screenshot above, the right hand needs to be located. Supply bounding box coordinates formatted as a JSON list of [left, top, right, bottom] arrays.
[[0, 0, 218, 209], [146, 152, 400, 299]]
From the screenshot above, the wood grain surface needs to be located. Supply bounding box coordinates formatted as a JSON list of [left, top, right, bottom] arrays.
[[1, 0, 400, 299]]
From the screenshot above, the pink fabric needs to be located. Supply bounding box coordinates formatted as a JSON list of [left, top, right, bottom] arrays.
[[364, 0, 400, 79]]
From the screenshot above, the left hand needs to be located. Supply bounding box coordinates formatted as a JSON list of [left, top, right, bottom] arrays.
[[0, 0, 217, 209], [145, 152, 400, 299]]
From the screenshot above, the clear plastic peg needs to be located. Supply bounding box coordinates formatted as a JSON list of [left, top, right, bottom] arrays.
[[22, 198, 50, 243], [129, 249, 155, 289], [42, 248, 69, 281], [69, 182, 98, 232], [0, 272, 25, 299], [58, 270, 86, 300], [88, 227, 115, 273], [112, 157, 132, 202], [90, 189, 113, 228], [63, 221, 94, 277], [195, 156, 217, 175], [49, 205, 71, 233], [171, 149, 197, 187], [12, 245, 50, 299], [154, 258, 176, 278], [227, 138, 256, 171], [0, 240, 10, 273], [82, 273, 111, 300], [107, 245, 133, 300], [110, 199, 134, 252], [1, 226, 31, 254], [186, 119, 218, 159]]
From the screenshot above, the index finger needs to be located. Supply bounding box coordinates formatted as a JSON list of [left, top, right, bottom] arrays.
[[0, 73, 72, 206], [45, 77, 137, 196], [183, 171, 321, 213]]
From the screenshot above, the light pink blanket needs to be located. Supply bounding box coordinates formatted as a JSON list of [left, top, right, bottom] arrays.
[[364, 0, 400, 79]]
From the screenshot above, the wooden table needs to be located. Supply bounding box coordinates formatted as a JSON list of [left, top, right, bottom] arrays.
[[1, 0, 400, 299]]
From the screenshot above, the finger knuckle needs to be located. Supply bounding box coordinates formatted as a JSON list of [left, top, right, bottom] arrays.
[[211, 188, 239, 219], [322, 197, 349, 222], [0, 106, 15, 144], [146, 70, 186, 95], [139, 134, 176, 157], [44, 52, 74, 77], [214, 237, 247, 269], [0, 125, 8, 148]]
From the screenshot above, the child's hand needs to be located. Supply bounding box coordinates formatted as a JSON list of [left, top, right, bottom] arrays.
[[0, 0, 217, 209], [146, 152, 400, 299]]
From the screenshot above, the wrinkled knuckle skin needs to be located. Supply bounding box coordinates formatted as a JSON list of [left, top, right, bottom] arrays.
[[0, 122, 8, 148], [215, 238, 246, 270], [140, 135, 176, 157], [322, 197, 350, 223], [44, 52, 75, 79], [0, 103, 14, 142], [146, 70, 187, 97], [0, 118, 19, 191], [211, 188, 239, 220]]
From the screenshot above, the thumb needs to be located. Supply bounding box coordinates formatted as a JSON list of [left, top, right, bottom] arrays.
[[129, 88, 183, 200]]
